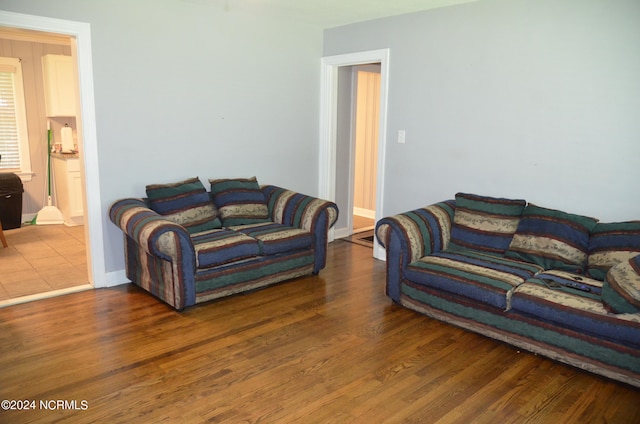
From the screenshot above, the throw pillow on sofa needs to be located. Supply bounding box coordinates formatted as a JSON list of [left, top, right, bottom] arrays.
[[449, 192, 526, 255], [209, 177, 270, 226], [505, 203, 598, 273], [587, 220, 640, 280], [601, 255, 640, 314], [146, 177, 222, 234]]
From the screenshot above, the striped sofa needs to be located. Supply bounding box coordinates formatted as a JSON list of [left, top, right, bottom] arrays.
[[375, 193, 640, 388], [109, 179, 338, 311]]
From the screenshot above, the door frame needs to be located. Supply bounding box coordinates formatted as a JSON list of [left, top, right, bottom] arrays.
[[319, 49, 389, 259], [0, 11, 106, 287]]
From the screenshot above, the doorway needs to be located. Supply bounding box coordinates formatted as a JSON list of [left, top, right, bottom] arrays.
[[319, 49, 389, 260], [0, 27, 89, 303], [352, 65, 380, 235], [0, 10, 104, 307]]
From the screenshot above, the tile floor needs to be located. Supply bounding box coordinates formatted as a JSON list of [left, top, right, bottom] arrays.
[[0, 224, 88, 301]]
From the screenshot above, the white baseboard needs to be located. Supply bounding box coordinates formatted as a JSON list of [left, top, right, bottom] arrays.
[[353, 207, 376, 219], [104, 270, 129, 287], [333, 227, 352, 239]]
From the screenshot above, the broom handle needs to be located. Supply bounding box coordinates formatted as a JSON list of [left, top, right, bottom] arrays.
[[47, 123, 52, 197]]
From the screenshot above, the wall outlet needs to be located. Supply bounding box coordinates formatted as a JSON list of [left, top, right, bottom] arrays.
[[398, 129, 406, 144]]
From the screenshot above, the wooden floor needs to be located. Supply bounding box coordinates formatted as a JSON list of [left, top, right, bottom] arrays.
[[0, 241, 638, 423]]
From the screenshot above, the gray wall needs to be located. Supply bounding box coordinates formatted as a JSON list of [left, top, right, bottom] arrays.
[[324, 0, 640, 222], [334, 66, 354, 231], [1, 1, 324, 275], [3, 0, 639, 282]]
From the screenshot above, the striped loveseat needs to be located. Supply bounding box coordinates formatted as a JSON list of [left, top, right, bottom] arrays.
[[109, 177, 338, 311], [375, 192, 640, 388]]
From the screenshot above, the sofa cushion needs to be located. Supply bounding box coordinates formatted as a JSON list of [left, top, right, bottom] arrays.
[[587, 221, 640, 280], [449, 192, 526, 255], [602, 255, 640, 314], [405, 248, 543, 310], [191, 229, 261, 269], [505, 204, 598, 273], [510, 276, 640, 348], [531, 270, 603, 295], [209, 177, 270, 226], [229, 222, 313, 256], [146, 177, 222, 234]]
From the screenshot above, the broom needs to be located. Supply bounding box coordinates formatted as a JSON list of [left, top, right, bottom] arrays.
[[35, 121, 64, 225]]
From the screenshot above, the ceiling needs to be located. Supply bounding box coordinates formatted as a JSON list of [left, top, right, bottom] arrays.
[[192, 0, 479, 28]]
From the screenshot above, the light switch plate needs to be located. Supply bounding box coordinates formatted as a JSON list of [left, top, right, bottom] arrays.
[[398, 129, 406, 144]]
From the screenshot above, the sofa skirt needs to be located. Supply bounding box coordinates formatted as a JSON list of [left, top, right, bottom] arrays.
[[194, 250, 315, 304], [400, 280, 640, 388]]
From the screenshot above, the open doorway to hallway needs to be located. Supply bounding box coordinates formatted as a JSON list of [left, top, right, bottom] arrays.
[[319, 48, 389, 259], [352, 65, 380, 234], [334, 63, 380, 237]]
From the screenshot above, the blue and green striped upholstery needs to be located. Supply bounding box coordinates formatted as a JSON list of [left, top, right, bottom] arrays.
[[375, 201, 455, 302], [405, 248, 542, 310], [194, 250, 316, 304], [378, 197, 640, 387], [109, 184, 338, 310], [587, 221, 640, 280], [529, 269, 602, 294], [449, 192, 526, 255], [230, 222, 313, 256], [506, 204, 598, 273], [109, 198, 196, 309], [510, 275, 640, 348], [209, 177, 270, 226], [262, 185, 338, 273], [376, 201, 455, 264], [192, 229, 260, 269], [400, 281, 640, 386], [602, 255, 640, 314], [146, 177, 221, 234]]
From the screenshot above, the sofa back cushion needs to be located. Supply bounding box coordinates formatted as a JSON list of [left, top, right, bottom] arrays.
[[602, 255, 640, 314], [449, 193, 526, 255], [146, 177, 222, 234], [587, 221, 640, 280], [209, 177, 270, 226], [505, 204, 598, 273]]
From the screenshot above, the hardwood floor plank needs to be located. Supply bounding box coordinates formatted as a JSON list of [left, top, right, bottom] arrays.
[[0, 240, 638, 423]]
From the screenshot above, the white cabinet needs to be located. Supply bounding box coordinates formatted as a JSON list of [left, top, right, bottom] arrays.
[[42, 54, 77, 117], [52, 154, 84, 226]]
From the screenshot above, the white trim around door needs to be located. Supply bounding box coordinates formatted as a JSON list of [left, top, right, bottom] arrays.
[[319, 49, 389, 260], [0, 10, 106, 288]]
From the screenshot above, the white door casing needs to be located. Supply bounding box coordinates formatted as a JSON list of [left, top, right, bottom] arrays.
[[0, 10, 106, 287], [319, 49, 389, 260]]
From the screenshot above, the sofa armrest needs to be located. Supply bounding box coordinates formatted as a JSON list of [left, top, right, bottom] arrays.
[[109, 198, 197, 309], [261, 185, 339, 273], [375, 200, 455, 301], [262, 185, 338, 230], [109, 198, 195, 261], [602, 253, 640, 314]]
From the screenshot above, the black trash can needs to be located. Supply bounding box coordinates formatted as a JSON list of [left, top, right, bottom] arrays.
[[0, 172, 24, 230]]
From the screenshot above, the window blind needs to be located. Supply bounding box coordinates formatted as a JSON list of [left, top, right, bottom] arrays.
[[0, 68, 21, 170]]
